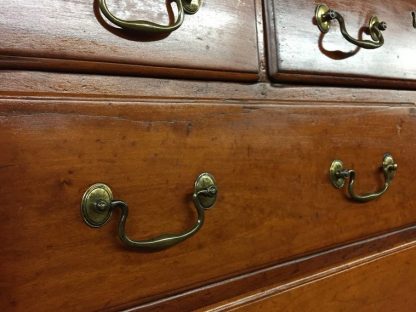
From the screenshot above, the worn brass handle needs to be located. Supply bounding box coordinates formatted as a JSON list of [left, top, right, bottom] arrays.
[[315, 4, 387, 49], [81, 173, 217, 250], [99, 0, 202, 33], [330, 154, 397, 203]]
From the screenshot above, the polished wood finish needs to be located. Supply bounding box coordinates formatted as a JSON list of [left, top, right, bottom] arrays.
[[119, 225, 416, 311], [2, 0, 416, 310], [225, 243, 416, 311], [0, 0, 259, 81], [2, 70, 416, 103], [1, 94, 416, 311], [265, 0, 416, 87]]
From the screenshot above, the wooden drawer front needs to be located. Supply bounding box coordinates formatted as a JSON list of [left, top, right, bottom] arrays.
[[266, 0, 416, 87], [0, 0, 259, 81], [1, 100, 416, 311], [233, 244, 416, 311]]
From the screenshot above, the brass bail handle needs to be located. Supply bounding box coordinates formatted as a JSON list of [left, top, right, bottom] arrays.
[[329, 153, 398, 203], [98, 0, 203, 33], [81, 173, 217, 250], [315, 4, 387, 49]]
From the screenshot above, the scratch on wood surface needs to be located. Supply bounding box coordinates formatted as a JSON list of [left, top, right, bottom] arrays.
[[0, 164, 16, 170]]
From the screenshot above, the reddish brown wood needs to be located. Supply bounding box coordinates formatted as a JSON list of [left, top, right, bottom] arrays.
[[0, 56, 258, 82], [1, 97, 416, 311], [265, 0, 416, 88], [0, 0, 259, 81], [224, 244, 416, 311], [118, 225, 416, 311], [2, 1, 416, 311], [1, 70, 416, 103]]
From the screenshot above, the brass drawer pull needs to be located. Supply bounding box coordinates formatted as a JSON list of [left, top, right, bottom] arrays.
[[81, 173, 217, 250], [330, 154, 397, 203], [98, 0, 202, 33], [315, 4, 387, 49]]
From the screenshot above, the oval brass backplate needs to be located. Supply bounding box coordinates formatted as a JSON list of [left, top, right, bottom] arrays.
[[369, 16, 380, 41], [316, 4, 330, 33], [330, 160, 345, 189], [195, 172, 217, 209], [183, 0, 203, 14], [383, 153, 397, 180], [81, 183, 113, 228]]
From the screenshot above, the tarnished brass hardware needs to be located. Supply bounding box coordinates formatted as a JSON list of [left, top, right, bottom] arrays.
[[330, 154, 397, 203], [98, 0, 202, 33], [412, 12, 416, 28], [81, 173, 217, 250], [315, 4, 387, 49]]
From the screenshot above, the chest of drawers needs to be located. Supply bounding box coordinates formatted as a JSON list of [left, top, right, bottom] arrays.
[[1, 1, 416, 311]]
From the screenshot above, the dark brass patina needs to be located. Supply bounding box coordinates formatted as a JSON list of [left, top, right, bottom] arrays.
[[81, 173, 217, 250], [98, 0, 202, 33], [315, 4, 386, 49], [329, 153, 397, 203]]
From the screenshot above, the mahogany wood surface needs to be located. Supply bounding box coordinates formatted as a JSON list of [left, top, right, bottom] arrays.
[[265, 0, 416, 87], [1, 94, 416, 311], [2, 70, 416, 102], [2, 0, 416, 310], [0, 0, 259, 81], [121, 225, 416, 311], [227, 243, 416, 311]]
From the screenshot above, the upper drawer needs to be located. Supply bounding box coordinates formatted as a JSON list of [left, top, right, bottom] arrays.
[[1, 98, 416, 311], [0, 0, 259, 81], [265, 0, 416, 88]]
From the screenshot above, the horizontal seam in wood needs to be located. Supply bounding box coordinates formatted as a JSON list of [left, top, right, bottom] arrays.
[[0, 97, 413, 107], [123, 223, 416, 311], [0, 54, 258, 76]]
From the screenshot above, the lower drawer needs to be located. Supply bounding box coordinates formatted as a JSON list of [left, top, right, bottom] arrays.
[[1, 98, 415, 311], [232, 243, 416, 311]]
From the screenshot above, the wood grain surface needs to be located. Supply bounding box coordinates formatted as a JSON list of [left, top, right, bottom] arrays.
[[1, 96, 416, 311], [120, 225, 416, 311], [265, 0, 416, 87], [0, 0, 259, 81], [2, 70, 416, 102], [227, 243, 416, 311]]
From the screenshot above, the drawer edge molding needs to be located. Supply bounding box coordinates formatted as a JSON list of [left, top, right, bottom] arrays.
[[123, 223, 416, 311]]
